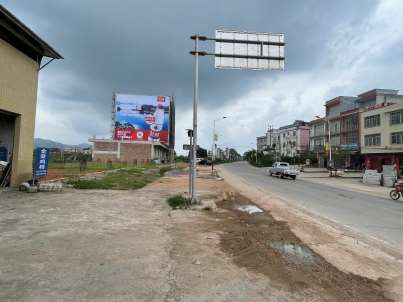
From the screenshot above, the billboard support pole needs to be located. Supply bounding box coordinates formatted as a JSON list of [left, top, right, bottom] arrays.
[[191, 35, 199, 203], [189, 30, 285, 203], [189, 133, 193, 197]]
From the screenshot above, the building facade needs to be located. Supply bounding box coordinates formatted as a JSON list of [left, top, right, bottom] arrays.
[[0, 5, 62, 186], [279, 121, 309, 158], [308, 118, 327, 167], [325, 96, 361, 168], [256, 128, 281, 155], [361, 103, 403, 176], [256, 135, 267, 153]]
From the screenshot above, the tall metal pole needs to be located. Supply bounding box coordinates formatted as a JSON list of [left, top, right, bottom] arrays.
[[211, 119, 216, 174], [328, 119, 332, 168], [189, 134, 193, 197], [191, 35, 199, 203]]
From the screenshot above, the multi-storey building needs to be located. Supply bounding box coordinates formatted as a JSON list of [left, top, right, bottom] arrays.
[[325, 96, 361, 168], [256, 135, 267, 153], [256, 128, 281, 156], [312, 89, 403, 169], [279, 120, 310, 158], [326, 96, 358, 148], [308, 118, 327, 167], [361, 102, 403, 176], [267, 128, 281, 154]]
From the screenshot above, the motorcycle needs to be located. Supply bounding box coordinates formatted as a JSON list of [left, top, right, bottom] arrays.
[[390, 181, 403, 200]]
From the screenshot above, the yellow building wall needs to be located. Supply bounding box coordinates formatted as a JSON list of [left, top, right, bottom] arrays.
[[360, 103, 403, 154], [0, 38, 39, 185]]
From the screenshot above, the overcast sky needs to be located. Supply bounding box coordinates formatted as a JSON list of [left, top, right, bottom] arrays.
[[3, 0, 403, 154]]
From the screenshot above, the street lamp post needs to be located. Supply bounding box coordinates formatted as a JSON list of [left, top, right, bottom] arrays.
[[212, 116, 227, 174]]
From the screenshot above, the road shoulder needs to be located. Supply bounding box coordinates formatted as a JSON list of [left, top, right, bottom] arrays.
[[217, 164, 403, 301]]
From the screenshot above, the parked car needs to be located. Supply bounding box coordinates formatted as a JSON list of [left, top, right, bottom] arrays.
[[268, 162, 299, 180]]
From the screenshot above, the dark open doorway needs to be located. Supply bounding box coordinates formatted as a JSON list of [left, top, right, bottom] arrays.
[[0, 110, 16, 186]]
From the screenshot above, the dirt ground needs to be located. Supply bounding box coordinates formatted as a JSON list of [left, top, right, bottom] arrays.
[[215, 193, 391, 301], [0, 166, 402, 301], [217, 166, 403, 301]]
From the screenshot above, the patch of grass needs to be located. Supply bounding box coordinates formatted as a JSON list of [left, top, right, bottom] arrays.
[[67, 167, 160, 190], [48, 161, 157, 177], [167, 195, 191, 209]]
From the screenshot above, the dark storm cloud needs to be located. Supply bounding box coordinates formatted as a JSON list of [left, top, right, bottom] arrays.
[[3, 0, 388, 148], [4, 0, 377, 113]]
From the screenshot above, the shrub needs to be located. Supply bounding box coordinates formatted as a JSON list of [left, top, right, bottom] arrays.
[[167, 195, 191, 209]]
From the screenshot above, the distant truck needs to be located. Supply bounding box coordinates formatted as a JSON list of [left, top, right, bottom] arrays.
[[268, 162, 299, 180]]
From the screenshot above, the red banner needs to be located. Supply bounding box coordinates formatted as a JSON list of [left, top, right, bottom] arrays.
[[114, 128, 168, 142]]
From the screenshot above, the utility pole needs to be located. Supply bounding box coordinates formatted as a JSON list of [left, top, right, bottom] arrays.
[[191, 35, 199, 203], [328, 119, 332, 168], [212, 120, 216, 174], [187, 129, 193, 197]]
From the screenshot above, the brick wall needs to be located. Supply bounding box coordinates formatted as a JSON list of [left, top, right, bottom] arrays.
[[92, 141, 154, 164], [120, 143, 152, 164], [94, 141, 118, 151]]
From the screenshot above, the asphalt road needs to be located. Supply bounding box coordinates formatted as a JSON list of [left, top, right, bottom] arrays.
[[220, 162, 403, 252]]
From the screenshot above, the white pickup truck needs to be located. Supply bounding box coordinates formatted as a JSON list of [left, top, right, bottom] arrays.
[[268, 162, 299, 180]]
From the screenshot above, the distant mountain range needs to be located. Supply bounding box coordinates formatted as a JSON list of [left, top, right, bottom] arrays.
[[34, 138, 91, 150]]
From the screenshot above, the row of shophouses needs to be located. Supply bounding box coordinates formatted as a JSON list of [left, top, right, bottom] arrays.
[[256, 89, 403, 176]]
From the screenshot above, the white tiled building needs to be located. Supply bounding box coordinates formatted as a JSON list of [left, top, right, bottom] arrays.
[[279, 121, 310, 157]]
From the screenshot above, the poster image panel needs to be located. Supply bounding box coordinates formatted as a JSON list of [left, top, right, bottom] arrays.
[[114, 94, 170, 143]]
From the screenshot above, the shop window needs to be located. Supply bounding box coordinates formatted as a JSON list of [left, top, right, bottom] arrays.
[[390, 110, 403, 125], [364, 134, 381, 146], [391, 132, 403, 144], [364, 114, 380, 128]]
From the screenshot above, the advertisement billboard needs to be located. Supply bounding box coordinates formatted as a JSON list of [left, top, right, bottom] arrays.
[[114, 94, 170, 143]]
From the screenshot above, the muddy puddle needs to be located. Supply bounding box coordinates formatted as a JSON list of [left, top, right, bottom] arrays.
[[214, 193, 392, 302], [270, 241, 316, 265], [236, 204, 263, 214]]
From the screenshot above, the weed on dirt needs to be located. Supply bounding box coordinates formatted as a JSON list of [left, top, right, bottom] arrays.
[[213, 193, 392, 302], [67, 168, 160, 190], [167, 195, 191, 209]]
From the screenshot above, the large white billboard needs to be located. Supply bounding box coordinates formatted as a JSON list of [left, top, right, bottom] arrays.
[[214, 30, 285, 70]]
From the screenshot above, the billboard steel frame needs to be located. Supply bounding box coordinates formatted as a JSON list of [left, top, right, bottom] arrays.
[[189, 31, 285, 203]]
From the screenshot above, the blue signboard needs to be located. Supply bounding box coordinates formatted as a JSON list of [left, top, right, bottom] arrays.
[[34, 148, 49, 177], [0, 147, 7, 162], [340, 144, 359, 151]]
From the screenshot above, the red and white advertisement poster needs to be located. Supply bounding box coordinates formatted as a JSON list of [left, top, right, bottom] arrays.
[[114, 129, 169, 142], [113, 94, 170, 143]]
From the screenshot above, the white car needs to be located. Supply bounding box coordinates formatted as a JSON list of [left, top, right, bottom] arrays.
[[268, 162, 299, 180]]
